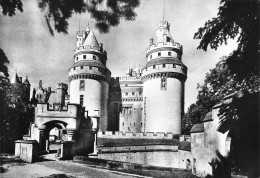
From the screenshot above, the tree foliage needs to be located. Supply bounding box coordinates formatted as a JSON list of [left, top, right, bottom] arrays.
[[182, 56, 259, 135], [0, 80, 34, 153], [194, 0, 260, 83], [0, 48, 10, 77], [39, 0, 140, 34]]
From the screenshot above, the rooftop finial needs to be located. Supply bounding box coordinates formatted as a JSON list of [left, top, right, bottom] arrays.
[[79, 13, 81, 31], [163, 0, 166, 22]]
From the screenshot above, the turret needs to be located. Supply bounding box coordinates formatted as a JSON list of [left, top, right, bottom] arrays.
[[68, 26, 111, 131], [141, 21, 187, 134]]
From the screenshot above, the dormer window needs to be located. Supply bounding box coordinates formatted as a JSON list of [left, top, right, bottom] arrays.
[[153, 65, 155, 69], [158, 52, 161, 57], [93, 55, 96, 60], [163, 64, 166, 68], [168, 52, 171, 56], [173, 64, 176, 68], [150, 55, 152, 59], [81, 66, 83, 69], [89, 66, 92, 70], [74, 67, 76, 70], [83, 55, 86, 59], [76, 57, 78, 61]]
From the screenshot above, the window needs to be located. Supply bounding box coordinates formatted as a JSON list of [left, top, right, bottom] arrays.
[[150, 55, 152, 59], [125, 92, 128, 96], [122, 122, 124, 126], [145, 67, 147, 71], [141, 122, 143, 126], [158, 52, 161, 57], [134, 122, 135, 126], [76, 57, 78, 61], [81, 66, 83, 69], [79, 80, 85, 91], [74, 67, 76, 70], [93, 55, 96, 60], [89, 66, 92, 70], [132, 92, 135, 96], [173, 64, 176, 68], [139, 92, 142, 95], [83, 55, 86, 59], [153, 65, 155, 69], [168, 52, 171, 56], [163, 64, 166, 68], [80, 95, 84, 106]]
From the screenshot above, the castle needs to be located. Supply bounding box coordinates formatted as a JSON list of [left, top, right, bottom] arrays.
[[67, 21, 187, 134], [14, 21, 231, 177]]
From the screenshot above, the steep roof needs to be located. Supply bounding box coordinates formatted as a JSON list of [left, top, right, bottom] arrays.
[[23, 76, 30, 86], [190, 123, 204, 133], [83, 30, 99, 47], [11, 73, 20, 84]]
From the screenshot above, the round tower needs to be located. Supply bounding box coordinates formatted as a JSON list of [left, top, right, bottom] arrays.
[[141, 21, 187, 134], [68, 26, 111, 131]]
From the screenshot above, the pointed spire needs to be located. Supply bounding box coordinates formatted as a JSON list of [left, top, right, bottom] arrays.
[[83, 30, 99, 47], [86, 23, 91, 32], [23, 76, 30, 86], [11, 72, 20, 84]]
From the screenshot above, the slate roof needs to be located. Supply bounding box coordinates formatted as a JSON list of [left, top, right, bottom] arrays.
[[23, 77, 30, 85], [11, 73, 20, 84], [203, 111, 213, 122], [83, 30, 99, 47], [190, 123, 204, 133], [70, 61, 109, 70], [143, 58, 184, 69], [178, 141, 191, 151]]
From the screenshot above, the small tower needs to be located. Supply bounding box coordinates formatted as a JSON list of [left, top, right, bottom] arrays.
[[56, 83, 68, 106], [23, 76, 31, 103], [68, 27, 111, 131], [11, 72, 20, 84], [141, 21, 187, 134]]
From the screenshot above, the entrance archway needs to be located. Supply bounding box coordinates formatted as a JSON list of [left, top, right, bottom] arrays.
[[42, 121, 68, 154]]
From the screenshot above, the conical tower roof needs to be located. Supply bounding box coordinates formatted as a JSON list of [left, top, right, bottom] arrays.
[[23, 76, 30, 86], [83, 30, 99, 47], [11, 72, 20, 84]]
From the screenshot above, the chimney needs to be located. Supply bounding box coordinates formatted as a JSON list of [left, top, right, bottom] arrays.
[[99, 43, 103, 52], [163, 34, 167, 44], [150, 38, 154, 46]]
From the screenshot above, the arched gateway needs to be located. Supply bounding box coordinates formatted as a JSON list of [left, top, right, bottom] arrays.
[[16, 103, 98, 162]]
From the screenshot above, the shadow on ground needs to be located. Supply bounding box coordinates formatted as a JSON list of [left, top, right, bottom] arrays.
[[38, 174, 76, 178], [0, 154, 26, 173]]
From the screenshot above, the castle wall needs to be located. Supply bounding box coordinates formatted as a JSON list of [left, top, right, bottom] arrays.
[[143, 78, 183, 133], [97, 145, 179, 168], [70, 79, 109, 131]]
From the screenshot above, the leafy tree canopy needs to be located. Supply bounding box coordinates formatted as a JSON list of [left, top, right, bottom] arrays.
[[194, 0, 260, 83], [182, 56, 259, 134], [1, 0, 140, 35]]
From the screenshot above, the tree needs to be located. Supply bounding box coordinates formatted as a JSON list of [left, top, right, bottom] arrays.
[[0, 48, 10, 78], [194, 0, 259, 83], [182, 56, 259, 134], [1, 0, 140, 35]]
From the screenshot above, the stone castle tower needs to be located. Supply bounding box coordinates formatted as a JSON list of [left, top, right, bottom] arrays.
[[141, 21, 187, 134], [68, 26, 111, 131]]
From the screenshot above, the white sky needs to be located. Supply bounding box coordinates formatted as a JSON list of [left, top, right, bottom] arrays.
[[0, 0, 237, 111]]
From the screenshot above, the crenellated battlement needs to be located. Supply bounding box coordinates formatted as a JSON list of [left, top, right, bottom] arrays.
[[147, 41, 182, 54], [36, 103, 82, 118], [97, 131, 179, 139]]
